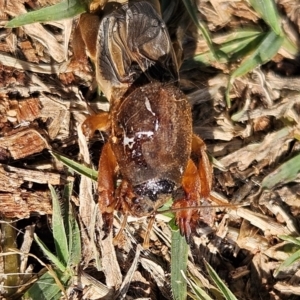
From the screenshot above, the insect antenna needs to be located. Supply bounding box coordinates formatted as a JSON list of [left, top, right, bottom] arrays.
[[156, 203, 242, 215]]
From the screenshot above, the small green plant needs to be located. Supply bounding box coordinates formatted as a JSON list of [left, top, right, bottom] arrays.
[[24, 183, 81, 300], [52, 151, 192, 298], [261, 152, 300, 190], [52, 152, 240, 299], [180, 0, 297, 108], [274, 236, 300, 277], [225, 0, 286, 107], [181, 261, 238, 300]]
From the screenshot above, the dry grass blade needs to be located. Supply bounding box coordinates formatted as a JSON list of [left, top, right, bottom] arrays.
[[115, 245, 142, 299]]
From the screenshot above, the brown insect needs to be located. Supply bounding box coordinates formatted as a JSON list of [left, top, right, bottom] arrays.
[[75, 0, 213, 245]]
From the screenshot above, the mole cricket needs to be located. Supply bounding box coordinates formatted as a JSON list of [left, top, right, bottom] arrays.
[[75, 0, 214, 245]]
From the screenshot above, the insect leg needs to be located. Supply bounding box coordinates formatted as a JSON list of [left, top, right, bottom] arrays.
[[172, 159, 201, 242], [74, 13, 100, 63], [98, 142, 118, 237], [192, 134, 212, 199], [81, 111, 110, 138]]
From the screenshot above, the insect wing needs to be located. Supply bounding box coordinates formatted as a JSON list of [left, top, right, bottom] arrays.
[[96, 1, 179, 100]]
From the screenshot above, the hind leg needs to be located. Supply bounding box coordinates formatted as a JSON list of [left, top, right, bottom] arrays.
[[97, 142, 118, 236]]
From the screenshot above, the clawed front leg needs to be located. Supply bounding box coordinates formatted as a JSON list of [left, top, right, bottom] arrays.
[[173, 135, 213, 241], [172, 159, 201, 242], [113, 180, 136, 245]]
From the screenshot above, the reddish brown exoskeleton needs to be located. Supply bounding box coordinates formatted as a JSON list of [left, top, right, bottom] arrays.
[[75, 0, 213, 245]]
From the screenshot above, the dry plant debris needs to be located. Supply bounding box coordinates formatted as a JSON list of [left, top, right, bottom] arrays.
[[0, 0, 300, 299]]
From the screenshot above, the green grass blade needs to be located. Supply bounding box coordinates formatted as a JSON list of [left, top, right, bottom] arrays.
[[24, 270, 70, 300], [222, 29, 263, 40], [34, 233, 66, 273], [230, 30, 283, 76], [261, 153, 300, 190], [181, 0, 220, 60], [49, 185, 69, 266], [226, 31, 283, 106], [221, 33, 265, 61], [62, 178, 81, 267], [67, 203, 82, 267], [62, 179, 73, 249], [249, 0, 283, 35], [279, 236, 300, 247], [204, 260, 238, 300], [182, 30, 264, 69], [190, 286, 213, 300], [157, 198, 174, 218], [181, 272, 213, 300], [171, 222, 189, 300], [274, 249, 300, 277], [51, 151, 98, 181], [24, 271, 61, 300], [6, 0, 87, 28]]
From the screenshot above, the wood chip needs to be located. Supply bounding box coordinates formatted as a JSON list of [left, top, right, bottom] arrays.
[[0, 190, 52, 218], [0, 129, 48, 160], [2, 164, 73, 185]]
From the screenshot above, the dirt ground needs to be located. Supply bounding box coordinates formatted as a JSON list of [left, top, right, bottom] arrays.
[[1, 0, 300, 299]]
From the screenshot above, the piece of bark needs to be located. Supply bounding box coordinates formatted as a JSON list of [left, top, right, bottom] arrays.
[[2, 164, 73, 186], [18, 40, 39, 63], [9, 98, 41, 123], [0, 128, 48, 160], [0, 190, 52, 218]]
